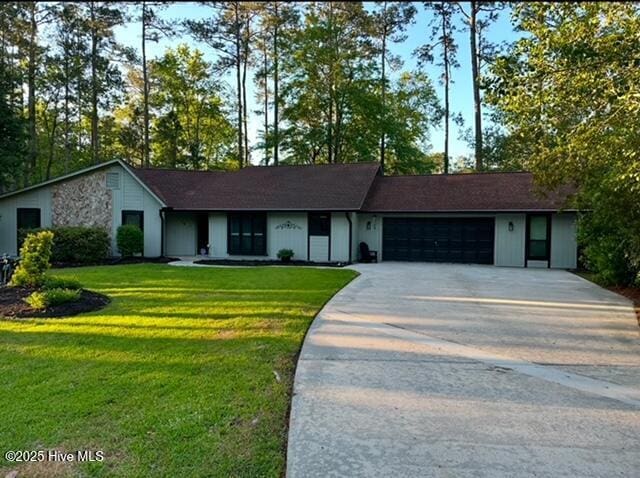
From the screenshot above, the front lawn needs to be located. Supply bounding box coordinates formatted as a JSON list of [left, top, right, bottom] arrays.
[[0, 264, 356, 477]]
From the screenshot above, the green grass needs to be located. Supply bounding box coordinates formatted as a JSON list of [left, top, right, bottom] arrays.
[[0, 264, 357, 477]]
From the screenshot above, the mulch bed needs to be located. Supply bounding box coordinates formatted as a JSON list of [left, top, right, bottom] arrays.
[[0, 286, 110, 319], [194, 259, 350, 267], [52, 256, 178, 268]]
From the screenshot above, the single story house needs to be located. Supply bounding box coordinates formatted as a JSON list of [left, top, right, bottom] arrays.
[[0, 160, 577, 268]]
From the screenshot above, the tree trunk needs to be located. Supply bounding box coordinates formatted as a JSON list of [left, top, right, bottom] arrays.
[[46, 114, 58, 180], [242, 37, 249, 167], [234, 3, 244, 168], [379, 3, 387, 174], [90, 1, 99, 164], [327, 2, 334, 164], [263, 43, 269, 166], [470, 1, 482, 170], [63, 43, 70, 174], [171, 110, 178, 168], [273, 1, 279, 166], [142, 1, 150, 168], [27, 4, 37, 184], [442, 8, 449, 174], [76, 32, 83, 152]]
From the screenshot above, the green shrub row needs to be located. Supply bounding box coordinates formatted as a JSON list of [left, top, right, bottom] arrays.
[[18, 226, 110, 265]]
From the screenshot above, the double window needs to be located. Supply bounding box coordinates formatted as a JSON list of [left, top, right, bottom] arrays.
[[527, 214, 550, 260], [228, 213, 267, 255], [122, 210, 144, 231]]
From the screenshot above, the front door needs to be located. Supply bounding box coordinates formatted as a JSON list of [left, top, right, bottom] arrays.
[[308, 213, 330, 262], [525, 214, 551, 267]]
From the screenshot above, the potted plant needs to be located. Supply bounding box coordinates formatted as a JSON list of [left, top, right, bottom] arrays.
[[277, 248, 294, 263]]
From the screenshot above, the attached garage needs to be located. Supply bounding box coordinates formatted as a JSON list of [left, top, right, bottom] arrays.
[[382, 217, 495, 264]]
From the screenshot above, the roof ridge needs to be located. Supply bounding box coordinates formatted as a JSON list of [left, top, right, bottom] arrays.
[[135, 167, 227, 173], [134, 161, 381, 174], [381, 170, 531, 178], [262, 161, 380, 168]]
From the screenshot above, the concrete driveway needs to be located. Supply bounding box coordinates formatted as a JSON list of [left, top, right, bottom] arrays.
[[287, 263, 640, 478]]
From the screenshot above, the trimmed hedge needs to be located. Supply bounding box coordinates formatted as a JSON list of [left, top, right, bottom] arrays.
[[19, 226, 110, 265]]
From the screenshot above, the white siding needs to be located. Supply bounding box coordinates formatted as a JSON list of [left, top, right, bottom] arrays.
[[109, 165, 163, 257], [0, 187, 53, 255], [551, 213, 577, 269], [165, 212, 197, 256], [269, 213, 308, 260], [356, 214, 382, 261], [309, 236, 329, 262], [123, 172, 144, 209], [208, 212, 309, 260], [330, 213, 351, 262], [494, 214, 526, 267]]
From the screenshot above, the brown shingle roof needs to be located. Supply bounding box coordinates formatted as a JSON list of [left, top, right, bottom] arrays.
[[132, 162, 381, 211], [361, 172, 574, 212]]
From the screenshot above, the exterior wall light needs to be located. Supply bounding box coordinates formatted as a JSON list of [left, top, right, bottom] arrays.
[[508, 221, 514, 232]]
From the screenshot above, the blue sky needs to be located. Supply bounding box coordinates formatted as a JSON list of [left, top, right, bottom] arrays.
[[114, 2, 518, 165]]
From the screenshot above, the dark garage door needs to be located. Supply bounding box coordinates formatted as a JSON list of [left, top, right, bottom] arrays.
[[382, 218, 495, 264]]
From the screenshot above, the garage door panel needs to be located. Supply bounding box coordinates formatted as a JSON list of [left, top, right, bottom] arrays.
[[383, 217, 494, 264]]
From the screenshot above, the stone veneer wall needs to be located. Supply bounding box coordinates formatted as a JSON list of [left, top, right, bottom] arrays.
[[52, 170, 112, 233]]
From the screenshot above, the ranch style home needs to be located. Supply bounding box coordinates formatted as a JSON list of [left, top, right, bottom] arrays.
[[0, 160, 577, 268]]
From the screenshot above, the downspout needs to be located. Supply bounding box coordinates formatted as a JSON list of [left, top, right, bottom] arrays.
[[345, 212, 352, 263], [159, 208, 166, 257], [159, 209, 164, 257]]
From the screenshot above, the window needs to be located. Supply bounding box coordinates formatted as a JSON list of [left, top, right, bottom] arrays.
[[527, 214, 550, 260], [122, 210, 144, 231], [17, 208, 41, 250], [17, 208, 41, 231], [308, 213, 330, 236], [228, 213, 267, 255]]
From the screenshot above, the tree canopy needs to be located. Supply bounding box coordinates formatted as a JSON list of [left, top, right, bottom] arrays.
[[488, 2, 640, 284]]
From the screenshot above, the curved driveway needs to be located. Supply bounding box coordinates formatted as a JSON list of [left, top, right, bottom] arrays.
[[287, 263, 640, 477]]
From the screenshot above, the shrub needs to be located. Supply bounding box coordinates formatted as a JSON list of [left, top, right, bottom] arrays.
[[578, 205, 640, 286], [11, 231, 54, 287], [117, 225, 144, 257], [50, 226, 110, 264], [18, 226, 110, 265], [277, 248, 295, 261], [43, 275, 82, 291], [25, 288, 81, 310]]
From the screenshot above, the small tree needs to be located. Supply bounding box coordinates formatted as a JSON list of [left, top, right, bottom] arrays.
[[117, 225, 144, 257], [11, 230, 54, 287]]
